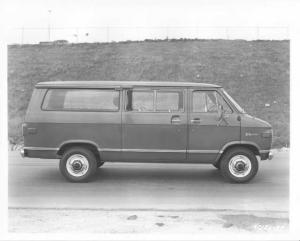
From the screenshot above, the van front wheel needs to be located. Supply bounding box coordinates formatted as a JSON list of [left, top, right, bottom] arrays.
[[97, 160, 105, 168], [220, 147, 258, 183], [59, 147, 97, 182]]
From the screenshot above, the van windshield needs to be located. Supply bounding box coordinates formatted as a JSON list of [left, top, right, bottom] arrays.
[[221, 88, 246, 113]]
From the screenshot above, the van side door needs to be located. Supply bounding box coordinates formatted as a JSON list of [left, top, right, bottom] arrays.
[[188, 88, 241, 163], [122, 88, 187, 161]]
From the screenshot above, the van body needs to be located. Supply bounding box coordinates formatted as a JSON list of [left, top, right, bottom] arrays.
[[21, 81, 273, 183]]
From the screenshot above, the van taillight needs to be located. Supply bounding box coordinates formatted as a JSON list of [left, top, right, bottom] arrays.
[[22, 123, 27, 136]]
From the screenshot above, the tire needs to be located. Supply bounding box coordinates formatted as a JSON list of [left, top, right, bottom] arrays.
[[220, 147, 258, 183], [212, 163, 220, 169], [97, 160, 105, 168], [59, 147, 97, 182]]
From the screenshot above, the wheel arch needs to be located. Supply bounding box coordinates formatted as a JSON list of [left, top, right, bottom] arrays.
[[214, 141, 260, 165], [57, 140, 101, 161]]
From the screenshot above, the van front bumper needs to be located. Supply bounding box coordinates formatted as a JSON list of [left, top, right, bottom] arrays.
[[260, 150, 273, 160], [268, 151, 274, 160]]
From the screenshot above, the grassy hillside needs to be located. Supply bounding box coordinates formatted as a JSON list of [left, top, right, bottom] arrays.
[[8, 39, 289, 147]]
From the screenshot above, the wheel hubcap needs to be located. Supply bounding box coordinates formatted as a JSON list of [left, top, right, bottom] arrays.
[[66, 154, 89, 177], [72, 161, 83, 170], [228, 155, 251, 178]]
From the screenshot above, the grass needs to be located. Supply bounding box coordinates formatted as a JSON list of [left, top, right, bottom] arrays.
[[8, 39, 289, 147]]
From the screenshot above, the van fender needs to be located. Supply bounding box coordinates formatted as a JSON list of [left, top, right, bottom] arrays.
[[213, 141, 261, 164], [57, 139, 101, 155]]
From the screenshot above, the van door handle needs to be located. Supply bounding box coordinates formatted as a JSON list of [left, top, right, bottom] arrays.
[[191, 118, 201, 124], [171, 115, 181, 124]]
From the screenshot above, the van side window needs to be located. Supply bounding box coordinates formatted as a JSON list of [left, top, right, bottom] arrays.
[[126, 90, 154, 111], [156, 91, 183, 112], [126, 89, 183, 112], [42, 89, 119, 111], [192, 90, 232, 113]]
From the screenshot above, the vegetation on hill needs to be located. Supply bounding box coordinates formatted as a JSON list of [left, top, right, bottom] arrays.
[[8, 39, 289, 147]]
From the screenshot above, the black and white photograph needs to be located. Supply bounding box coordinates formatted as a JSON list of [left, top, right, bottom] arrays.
[[0, 0, 299, 239]]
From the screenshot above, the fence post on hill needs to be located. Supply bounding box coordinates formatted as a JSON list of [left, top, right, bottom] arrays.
[[106, 26, 110, 42], [21, 26, 24, 44], [166, 27, 169, 40], [47, 10, 52, 41]]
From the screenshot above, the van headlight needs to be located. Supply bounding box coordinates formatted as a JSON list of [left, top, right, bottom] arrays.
[[261, 129, 273, 138]]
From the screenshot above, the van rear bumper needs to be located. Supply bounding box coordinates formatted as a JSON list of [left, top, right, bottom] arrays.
[[20, 148, 25, 158], [20, 147, 59, 159]]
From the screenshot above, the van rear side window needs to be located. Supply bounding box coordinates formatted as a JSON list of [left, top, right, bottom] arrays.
[[42, 89, 120, 111]]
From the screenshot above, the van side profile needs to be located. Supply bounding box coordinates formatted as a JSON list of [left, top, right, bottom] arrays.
[[21, 81, 273, 183]]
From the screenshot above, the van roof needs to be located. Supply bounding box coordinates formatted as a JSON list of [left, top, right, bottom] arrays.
[[35, 81, 221, 89]]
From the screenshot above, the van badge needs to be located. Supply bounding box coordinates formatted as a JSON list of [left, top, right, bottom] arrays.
[[245, 132, 259, 137]]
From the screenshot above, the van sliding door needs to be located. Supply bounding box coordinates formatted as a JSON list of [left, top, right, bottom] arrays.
[[121, 88, 188, 162]]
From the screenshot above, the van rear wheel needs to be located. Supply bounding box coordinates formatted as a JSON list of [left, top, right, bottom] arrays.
[[220, 147, 258, 183], [59, 147, 97, 182], [212, 163, 220, 169]]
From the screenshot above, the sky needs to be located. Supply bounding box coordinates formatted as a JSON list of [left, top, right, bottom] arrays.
[[1, 0, 298, 43]]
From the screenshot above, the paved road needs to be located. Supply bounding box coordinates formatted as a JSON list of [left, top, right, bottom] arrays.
[[8, 150, 289, 212]]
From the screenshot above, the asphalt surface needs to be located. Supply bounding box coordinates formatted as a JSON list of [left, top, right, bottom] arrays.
[[8, 149, 289, 212]]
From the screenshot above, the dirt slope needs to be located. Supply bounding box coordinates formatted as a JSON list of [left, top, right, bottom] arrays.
[[8, 39, 289, 147]]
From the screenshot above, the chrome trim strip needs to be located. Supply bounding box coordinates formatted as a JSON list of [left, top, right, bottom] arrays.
[[260, 150, 270, 154], [100, 148, 122, 152], [23, 147, 59, 151], [100, 148, 185, 153], [99, 148, 221, 154], [24, 147, 222, 154], [189, 150, 220, 154], [124, 149, 186, 153]]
